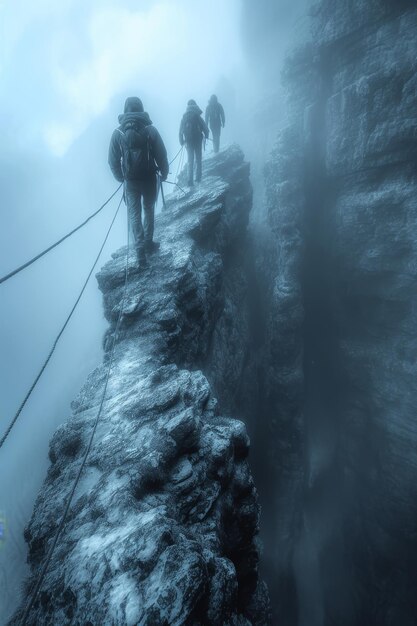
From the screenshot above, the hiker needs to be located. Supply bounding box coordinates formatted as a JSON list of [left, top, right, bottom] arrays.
[[108, 96, 169, 268], [205, 94, 225, 153], [179, 99, 209, 187]]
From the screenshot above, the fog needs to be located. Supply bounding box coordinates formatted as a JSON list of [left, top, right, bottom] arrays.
[[0, 0, 309, 622]]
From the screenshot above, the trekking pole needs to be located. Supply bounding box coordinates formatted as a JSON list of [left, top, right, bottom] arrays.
[[159, 176, 166, 209]]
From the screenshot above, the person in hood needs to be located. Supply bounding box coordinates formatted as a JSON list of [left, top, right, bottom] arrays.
[[108, 96, 169, 267], [205, 94, 225, 154], [179, 99, 209, 187]]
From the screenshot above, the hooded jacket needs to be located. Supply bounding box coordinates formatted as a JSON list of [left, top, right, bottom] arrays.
[[205, 96, 225, 129], [108, 105, 168, 182], [179, 104, 209, 146]]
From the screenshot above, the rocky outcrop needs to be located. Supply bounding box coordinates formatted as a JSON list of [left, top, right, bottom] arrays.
[[263, 1, 417, 624], [13, 146, 270, 625]]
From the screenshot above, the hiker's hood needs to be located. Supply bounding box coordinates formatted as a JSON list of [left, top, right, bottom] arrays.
[[185, 104, 202, 116], [118, 111, 152, 127], [124, 96, 143, 113], [209, 95, 218, 104]]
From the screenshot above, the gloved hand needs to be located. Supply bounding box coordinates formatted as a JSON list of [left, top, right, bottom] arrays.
[[180, 138, 184, 146], [161, 171, 168, 182]]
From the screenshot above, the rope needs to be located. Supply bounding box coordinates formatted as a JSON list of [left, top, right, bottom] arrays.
[[0, 184, 123, 285], [164, 180, 186, 195], [175, 145, 185, 182], [19, 213, 131, 626], [0, 193, 124, 451], [168, 146, 183, 167]]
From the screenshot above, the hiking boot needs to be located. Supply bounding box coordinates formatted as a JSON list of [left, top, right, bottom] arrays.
[[137, 249, 148, 269], [145, 240, 160, 254]]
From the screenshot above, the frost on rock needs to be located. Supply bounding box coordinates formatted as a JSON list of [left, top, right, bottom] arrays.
[[12, 146, 271, 626]]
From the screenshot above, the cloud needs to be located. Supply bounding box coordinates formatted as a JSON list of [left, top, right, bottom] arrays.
[[40, 0, 242, 156]]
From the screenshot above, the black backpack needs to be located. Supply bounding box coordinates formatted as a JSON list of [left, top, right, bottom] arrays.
[[183, 114, 201, 143], [209, 104, 221, 126], [118, 121, 152, 180]]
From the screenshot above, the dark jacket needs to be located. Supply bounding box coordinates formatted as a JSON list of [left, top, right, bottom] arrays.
[[108, 111, 169, 182], [205, 98, 225, 129], [179, 104, 209, 146]]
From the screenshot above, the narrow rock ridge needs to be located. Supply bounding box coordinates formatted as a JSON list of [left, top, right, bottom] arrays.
[[13, 146, 270, 625]]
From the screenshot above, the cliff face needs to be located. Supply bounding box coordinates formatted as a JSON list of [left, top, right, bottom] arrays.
[[263, 0, 417, 624], [11, 3, 417, 623], [14, 146, 270, 626]]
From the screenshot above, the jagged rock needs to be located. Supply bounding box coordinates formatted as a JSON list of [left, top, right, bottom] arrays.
[[11, 146, 270, 626], [262, 1, 417, 624]]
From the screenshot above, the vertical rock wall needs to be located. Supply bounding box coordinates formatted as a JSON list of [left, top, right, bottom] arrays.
[[262, 0, 417, 624]]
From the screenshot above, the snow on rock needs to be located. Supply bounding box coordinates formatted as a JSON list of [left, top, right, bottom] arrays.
[[11, 146, 270, 625]]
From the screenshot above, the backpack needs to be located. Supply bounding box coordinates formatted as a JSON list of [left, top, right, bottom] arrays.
[[118, 121, 152, 180], [209, 104, 221, 126], [183, 114, 201, 143]]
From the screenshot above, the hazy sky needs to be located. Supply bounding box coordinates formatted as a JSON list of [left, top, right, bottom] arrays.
[[0, 1, 243, 622], [0, 0, 312, 620], [0, 0, 243, 157]]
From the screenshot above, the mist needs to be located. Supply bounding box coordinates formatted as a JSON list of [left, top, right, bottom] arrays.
[[0, 0, 336, 624], [0, 0, 247, 620]]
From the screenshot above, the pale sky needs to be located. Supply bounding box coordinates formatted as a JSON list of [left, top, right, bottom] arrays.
[[0, 2, 315, 622], [0, 0, 243, 156], [0, 4, 244, 619]]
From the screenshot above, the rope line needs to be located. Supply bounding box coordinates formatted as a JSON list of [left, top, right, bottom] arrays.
[[0, 193, 124, 451], [175, 145, 185, 182], [168, 146, 183, 167], [19, 216, 131, 626], [0, 184, 123, 285], [164, 180, 187, 195]]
